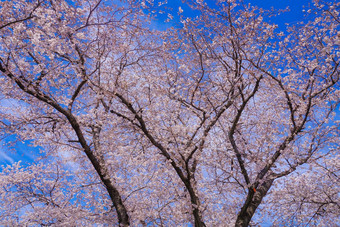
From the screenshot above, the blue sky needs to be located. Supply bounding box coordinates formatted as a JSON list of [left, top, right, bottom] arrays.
[[243, 0, 310, 25], [0, 134, 37, 166], [150, 0, 313, 30]]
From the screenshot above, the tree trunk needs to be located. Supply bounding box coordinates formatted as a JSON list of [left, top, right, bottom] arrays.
[[235, 179, 274, 227], [0, 65, 131, 226], [65, 114, 131, 226]]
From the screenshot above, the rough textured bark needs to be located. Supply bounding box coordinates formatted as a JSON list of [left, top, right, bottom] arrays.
[[235, 179, 274, 227], [182, 178, 206, 227]]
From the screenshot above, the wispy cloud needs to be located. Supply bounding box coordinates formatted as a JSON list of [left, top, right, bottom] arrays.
[[0, 97, 29, 117], [0, 149, 14, 164]]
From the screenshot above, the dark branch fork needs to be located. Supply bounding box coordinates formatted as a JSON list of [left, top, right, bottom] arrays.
[[0, 60, 130, 226]]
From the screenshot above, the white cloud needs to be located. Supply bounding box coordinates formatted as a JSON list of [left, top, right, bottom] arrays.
[[0, 149, 14, 164], [0, 97, 29, 117]]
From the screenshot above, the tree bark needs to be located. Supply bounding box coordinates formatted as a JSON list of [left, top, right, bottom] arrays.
[[115, 93, 206, 227], [0, 64, 130, 226], [235, 179, 274, 227], [183, 178, 206, 227], [66, 115, 130, 226]]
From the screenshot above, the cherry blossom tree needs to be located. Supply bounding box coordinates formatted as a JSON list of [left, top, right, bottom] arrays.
[[0, 160, 117, 225], [0, 0, 339, 226]]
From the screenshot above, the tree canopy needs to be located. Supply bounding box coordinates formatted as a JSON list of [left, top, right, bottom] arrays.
[[0, 0, 339, 226]]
